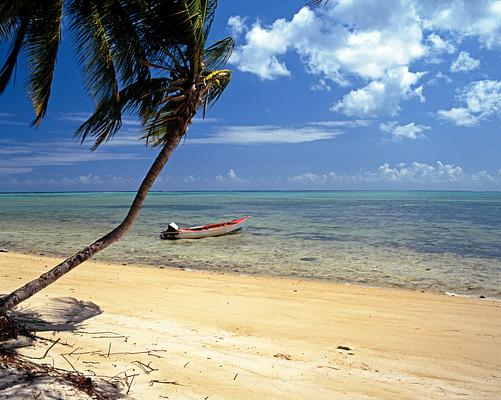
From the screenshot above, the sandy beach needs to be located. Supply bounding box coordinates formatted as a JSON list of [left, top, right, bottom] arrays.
[[1, 251, 500, 399]]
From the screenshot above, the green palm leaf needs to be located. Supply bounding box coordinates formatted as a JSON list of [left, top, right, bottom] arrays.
[[68, 0, 120, 108], [25, 0, 64, 126], [0, 15, 29, 94]]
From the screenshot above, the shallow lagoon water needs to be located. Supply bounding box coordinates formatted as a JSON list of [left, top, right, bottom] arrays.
[[1, 191, 500, 298]]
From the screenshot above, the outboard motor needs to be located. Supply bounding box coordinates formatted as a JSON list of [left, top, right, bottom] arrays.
[[166, 222, 179, 232], [160, 222, 180, 239]]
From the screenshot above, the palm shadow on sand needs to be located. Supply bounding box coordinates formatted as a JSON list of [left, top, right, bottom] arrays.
[[9, 297, 102, 333], [1, 298, 125, 399]]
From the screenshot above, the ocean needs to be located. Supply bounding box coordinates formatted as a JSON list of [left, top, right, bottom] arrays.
[[1, 191, 500, 298]]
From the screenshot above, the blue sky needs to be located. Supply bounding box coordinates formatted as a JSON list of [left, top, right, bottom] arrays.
[[1, 0, 501, 191]]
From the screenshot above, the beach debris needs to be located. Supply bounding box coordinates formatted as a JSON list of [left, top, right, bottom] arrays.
[[0, 315, 20, 341], [317, 365, 339, 370], [149, 379, 181, 386], [132, 360, 158, 374], [0, 249, 8, 253], [0, 351, 116, 399], [337, 345, 352, 351], [233, 372, 238, 380], [273, 353, 292, 360], [21, 338, 61, 360]]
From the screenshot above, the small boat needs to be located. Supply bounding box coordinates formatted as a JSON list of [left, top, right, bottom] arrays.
[[160, 216, 250, 240]]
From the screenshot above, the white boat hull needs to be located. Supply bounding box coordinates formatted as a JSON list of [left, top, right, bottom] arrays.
[[160, 216, 249, 240]]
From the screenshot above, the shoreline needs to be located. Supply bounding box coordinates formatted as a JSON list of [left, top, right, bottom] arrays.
[[1, 251, 501, 399], [3, 247, 499, 301]]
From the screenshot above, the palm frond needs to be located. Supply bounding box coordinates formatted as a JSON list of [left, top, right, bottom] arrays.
[[203, 37, 234, 70], [0, 15, 29, 95], [68, 0, 120, 107], [0, 17, 17, 41], [92, 0, 150, 85], [203, 0, 218, 41], [305, 0, 330, 7], [201, 69, 231, 115], [75, 77, 171, 149], [143, 103, 187, 147], [0, 0, 23, 39], [25, 0, 64, 126]]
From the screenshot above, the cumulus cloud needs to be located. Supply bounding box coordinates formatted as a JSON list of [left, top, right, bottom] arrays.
[[332, 67, 425, 117], [228, 16, 247, 36], [215, 169, 248, 184], [450, 51, 480, 72], [438, 80, 501, 126], [229, 7, 315, 80], [184, 174, 198, 183], [426, 33, 456, 55], [380, 121, 430, 140], [230, 0, 501, 117], [287, 162, 500, 188], [373, 161, 464, 183], [437, 107, 478, 127], [230, 2, 427, 116], [230, 4, 424, 83], [418, 0, 501, 49]]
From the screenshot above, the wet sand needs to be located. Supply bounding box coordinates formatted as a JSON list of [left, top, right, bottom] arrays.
[[1, 252, 500, 399]]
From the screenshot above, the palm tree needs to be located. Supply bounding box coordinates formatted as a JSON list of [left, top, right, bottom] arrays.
[[0, 0, 152, 125], [0, 0, 233, 316]]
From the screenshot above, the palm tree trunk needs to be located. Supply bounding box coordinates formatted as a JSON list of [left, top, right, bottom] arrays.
[[0, 131, 183, 315]]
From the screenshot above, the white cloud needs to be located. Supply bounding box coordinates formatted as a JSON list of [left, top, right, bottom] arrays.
[[3, 174, 136, 187], [427, 71, 452, 85], [332, 67, 425, 117], [380, 121, 430, 140], [229, 7, 315, 80], [0, 112, 28, 126], [230, 1, 501, 117], [373, 161, 464, 183], [231, 4, 425, 84], [418, 0, 501, 49], [228, 16, 247, 36], [287, 161, 500, 187], [230, 3, 427, 117], [437, 107, 478, 127], [184, 174, 198, 183], [191, 117, 220, 124], [58, 112, 140, 126], [0, 138, 145, 175], [0, 167, 33, 175], [426, 33, 456, 54], [215, 169, 248, 184], [309, 120, 371, 128], [188, 123, 342, 145], [450, 51, 480, 72], [424, 33, 456, 64], [438, 80, 501, 126], [310, 79, 332, 92]]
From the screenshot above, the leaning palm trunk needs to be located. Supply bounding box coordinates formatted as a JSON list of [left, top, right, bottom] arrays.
[[0, 128, 183, 315], [0, 0, 234, 318]]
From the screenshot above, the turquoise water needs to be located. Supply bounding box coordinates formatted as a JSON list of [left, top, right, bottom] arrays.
[[1, 191, 500, 298]]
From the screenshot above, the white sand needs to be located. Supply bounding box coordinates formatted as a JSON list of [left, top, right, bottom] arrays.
[[1, 252, 500, 399]]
